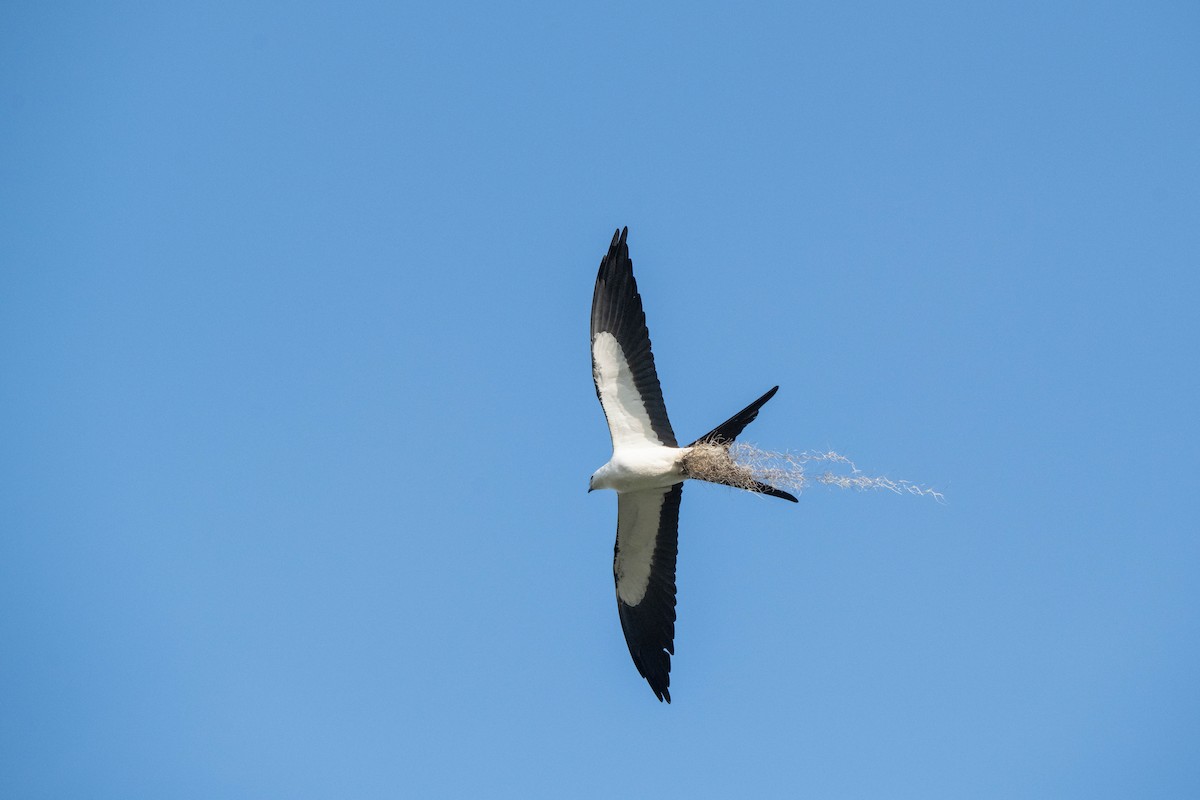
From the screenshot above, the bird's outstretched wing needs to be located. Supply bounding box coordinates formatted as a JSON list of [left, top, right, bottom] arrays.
[[614, 483, 682, 702], [590, 228, 677, 448]]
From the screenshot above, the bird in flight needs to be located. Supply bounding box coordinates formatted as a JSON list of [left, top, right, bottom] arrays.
[[589, 227, 797, 703]]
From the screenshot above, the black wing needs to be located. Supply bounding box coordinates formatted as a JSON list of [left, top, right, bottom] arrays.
[[590, 227, 677, 448], [614, 483, 683, 702]]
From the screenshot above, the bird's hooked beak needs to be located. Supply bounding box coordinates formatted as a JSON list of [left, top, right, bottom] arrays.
[[587, 477, 594, 493]]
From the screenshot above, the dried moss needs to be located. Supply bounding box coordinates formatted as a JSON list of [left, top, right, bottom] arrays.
[[682, 442, 943, 501]]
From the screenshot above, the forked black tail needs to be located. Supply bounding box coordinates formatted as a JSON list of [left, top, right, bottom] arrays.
[[688, 386, 798, 503]]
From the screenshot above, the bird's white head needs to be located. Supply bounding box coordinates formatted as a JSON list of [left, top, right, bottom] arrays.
[[589, 461, 615, 493]]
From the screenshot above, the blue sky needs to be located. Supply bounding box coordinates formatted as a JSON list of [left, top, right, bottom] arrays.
[[3, 2, 1198, 797]]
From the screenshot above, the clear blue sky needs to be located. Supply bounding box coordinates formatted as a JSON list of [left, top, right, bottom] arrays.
[[3, 2, 1198, 797]]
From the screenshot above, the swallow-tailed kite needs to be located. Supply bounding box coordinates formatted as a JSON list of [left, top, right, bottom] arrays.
[[589, 227, 797, 703]]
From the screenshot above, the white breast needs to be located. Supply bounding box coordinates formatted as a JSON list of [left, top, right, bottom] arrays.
[[592, 444, 686, 494]]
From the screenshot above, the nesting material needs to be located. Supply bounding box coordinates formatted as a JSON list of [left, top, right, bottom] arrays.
[[681, 442, 763, 491], [682, 442, 943, 501]]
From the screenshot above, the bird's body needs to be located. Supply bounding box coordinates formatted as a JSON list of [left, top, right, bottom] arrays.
[[590, 444, 684, 493], [588, 227, 795, 703]]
